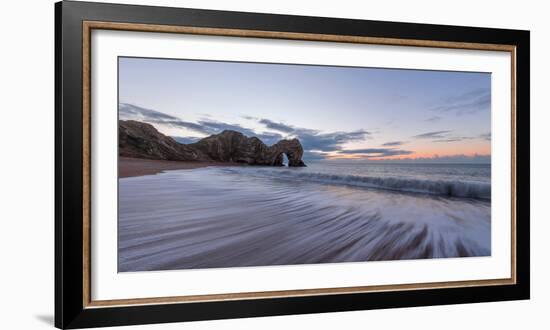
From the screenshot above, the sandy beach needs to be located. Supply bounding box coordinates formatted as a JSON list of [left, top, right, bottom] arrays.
[[119, 157, 239, 178]]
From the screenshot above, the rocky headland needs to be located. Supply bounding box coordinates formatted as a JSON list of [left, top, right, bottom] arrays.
[[119, 120, 306, 167]]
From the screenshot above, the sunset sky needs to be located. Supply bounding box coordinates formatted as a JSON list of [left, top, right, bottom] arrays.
[[118, 57, 491, 162]]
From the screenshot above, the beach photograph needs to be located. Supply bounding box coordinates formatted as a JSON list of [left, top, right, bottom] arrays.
[[118, 57, 492, 272]]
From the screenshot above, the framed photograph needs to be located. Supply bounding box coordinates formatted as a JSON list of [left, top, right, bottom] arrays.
[[55, 1, 530, 328]]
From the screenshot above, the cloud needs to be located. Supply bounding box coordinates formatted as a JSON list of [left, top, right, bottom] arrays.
[[329, 153, 490, 164], [255, 132, 284, 146], [253, 117, 371, 152], [382, 141, 405, 146], [258, 119, 296, 133], [120, 103, 284, 144], [393, 154, 491, 164], [431, 88, 491, 115], [297, 130, 370, 152], [155, 120, 214, 134], [413, 130, 453, 139], [119, 103, 178, 121], [433, 135, 477, 143], [391, 94, 408, 102], [480, 132, 491, 141], [337, 148, 413, 158], [425, 116, 442, 122], [119, 103, 214, 135], [120, 103, 369, 151], [412, 130, 485, 143], [197, 120, 258, 137]]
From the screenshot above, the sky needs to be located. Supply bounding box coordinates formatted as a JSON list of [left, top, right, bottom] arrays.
[[118, 56, 491, 162]]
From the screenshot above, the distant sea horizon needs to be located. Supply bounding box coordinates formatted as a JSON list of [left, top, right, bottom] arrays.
[[301, 157, 491, 165]]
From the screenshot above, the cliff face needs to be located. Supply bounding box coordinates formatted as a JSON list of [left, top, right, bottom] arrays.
[[119, 120, 209, 161], [119, 120, 306, 166]]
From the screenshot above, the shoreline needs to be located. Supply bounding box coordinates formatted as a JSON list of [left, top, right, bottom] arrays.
[[119, 157, 242, 178]]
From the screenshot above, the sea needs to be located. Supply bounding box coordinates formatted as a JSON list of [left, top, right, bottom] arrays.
[[118, 161, 491, 272]]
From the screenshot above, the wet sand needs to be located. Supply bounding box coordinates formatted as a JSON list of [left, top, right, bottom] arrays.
[[119, 157, 240, 178]]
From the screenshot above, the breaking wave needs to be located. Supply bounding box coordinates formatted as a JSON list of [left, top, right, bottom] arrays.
[[223, 168, 491, 200]]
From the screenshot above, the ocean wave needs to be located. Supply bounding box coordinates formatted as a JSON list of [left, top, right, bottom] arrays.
[[224, 168, 491, 200]]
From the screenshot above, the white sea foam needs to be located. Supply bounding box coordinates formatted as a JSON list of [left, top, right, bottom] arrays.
[[222, 167, 491, 200]]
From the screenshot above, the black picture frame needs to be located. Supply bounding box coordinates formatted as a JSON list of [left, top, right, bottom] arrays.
[[55, 1, 530, 328]]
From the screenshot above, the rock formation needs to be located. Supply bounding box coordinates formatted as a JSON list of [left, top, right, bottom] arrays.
[[119, 120, 306, 167], [268, 140, 306, 167], [119, 120, 209, 161]]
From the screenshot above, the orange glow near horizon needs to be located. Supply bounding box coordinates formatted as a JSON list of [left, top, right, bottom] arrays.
[[327, 152, 491, 161], [326, 142, 491, 161]]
